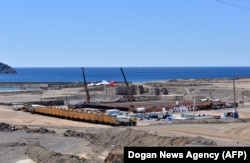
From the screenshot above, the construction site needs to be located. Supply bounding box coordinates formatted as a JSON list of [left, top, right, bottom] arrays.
[[1, 76, 250, 162]]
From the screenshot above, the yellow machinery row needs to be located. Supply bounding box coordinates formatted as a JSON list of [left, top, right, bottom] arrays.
[[29, 106, 137, 126]]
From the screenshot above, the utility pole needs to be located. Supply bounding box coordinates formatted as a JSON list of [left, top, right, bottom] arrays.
[[192, 90, 196, 112], [232, 76, 239, 119], [81, 67, 90, 104], [242, 91, 245, 108], [40, 90, 43, 105], [233, 77, 237, 112]]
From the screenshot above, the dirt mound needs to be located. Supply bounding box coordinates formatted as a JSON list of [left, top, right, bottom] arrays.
[[101, 128, 217, 163], [63, 129, 94, 139], [63, 128, 217, 163], [89, 128, 217, 147], [0, 122, 56, 134], [26, 144, 86, 163], [0, 142, 26, 148], [0, 122, 17, 132], [104, 150, 123, 163], [63, 128, 217, 148], [22, 126, 56, 134]]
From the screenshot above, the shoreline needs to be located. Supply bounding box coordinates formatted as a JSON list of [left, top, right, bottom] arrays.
[[1, 76, 250, 83]]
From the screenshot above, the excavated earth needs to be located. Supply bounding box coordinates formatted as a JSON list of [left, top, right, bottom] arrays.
[[0, 122, 219, 163]]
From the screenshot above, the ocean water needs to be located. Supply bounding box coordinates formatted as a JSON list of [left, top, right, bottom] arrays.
[[1, 67, 250, 83]]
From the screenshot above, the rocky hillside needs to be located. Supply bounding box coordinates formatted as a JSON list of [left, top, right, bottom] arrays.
[[0, 62, 17, 74]]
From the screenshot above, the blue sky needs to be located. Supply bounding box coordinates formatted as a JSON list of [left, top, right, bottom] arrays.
[[1, 0, 250, 67]]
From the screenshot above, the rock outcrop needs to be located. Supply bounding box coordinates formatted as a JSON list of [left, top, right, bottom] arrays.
[[0, 62, 17, 74]]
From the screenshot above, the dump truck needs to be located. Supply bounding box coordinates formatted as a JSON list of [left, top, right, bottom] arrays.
[[115, 115, 137, 126]]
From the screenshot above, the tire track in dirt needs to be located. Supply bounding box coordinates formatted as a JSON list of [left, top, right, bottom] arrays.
[[134, 122, 250, 145], [223, 124, 250, 142]]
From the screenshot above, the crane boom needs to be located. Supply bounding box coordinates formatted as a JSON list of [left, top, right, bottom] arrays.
[[120, 67, 134, 101], [81, 67, 90, 104]]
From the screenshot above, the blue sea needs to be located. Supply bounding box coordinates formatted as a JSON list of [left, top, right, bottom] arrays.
[[1, 67, 250, 83]]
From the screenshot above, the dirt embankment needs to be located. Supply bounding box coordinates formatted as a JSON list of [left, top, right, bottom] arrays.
[[0, 122, 217, 163]]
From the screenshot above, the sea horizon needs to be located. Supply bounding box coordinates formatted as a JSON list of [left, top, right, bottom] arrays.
[[1, 67, 250, 83]]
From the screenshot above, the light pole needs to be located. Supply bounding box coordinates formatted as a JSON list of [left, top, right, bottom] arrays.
[[242, 90, 248, 108], [40, 90, 43, 105], [242, 91, 245, 108], [185, 88, 190, 107], [185, 88, 196, 111], [192, 91, 196, 111], [233, 77, 237, 112]]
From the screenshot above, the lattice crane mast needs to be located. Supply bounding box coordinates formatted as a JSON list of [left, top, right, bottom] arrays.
[[81, 67, 90, 104], [120, 67, 134, 102]]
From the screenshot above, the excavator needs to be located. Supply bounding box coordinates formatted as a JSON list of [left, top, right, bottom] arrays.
[[120, 67, 135, 102]]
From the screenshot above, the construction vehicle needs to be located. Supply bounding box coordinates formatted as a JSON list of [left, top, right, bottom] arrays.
[[116, 115, 137, 126], [81, 67, 90, 104], [120, 67, 135, 101]]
